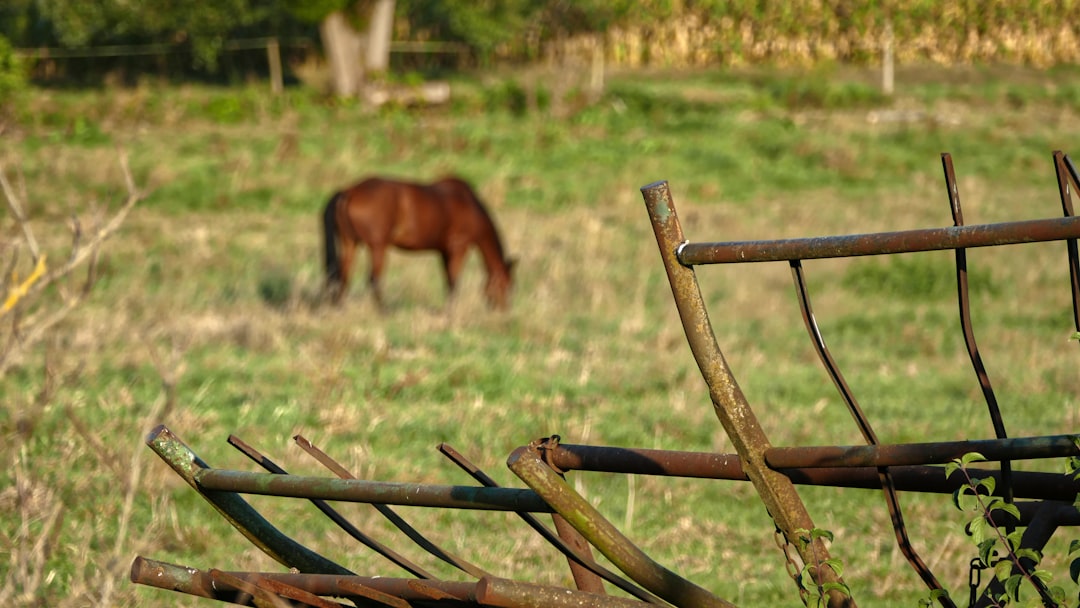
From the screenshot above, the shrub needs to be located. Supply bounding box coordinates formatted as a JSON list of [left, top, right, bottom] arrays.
[[0, 35, 28, 117]]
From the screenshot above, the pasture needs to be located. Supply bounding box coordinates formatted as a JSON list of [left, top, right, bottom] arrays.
[[3, 63, 1080, 606]]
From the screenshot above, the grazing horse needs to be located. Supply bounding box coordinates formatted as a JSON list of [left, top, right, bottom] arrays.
[[322, 176, 514, 310]]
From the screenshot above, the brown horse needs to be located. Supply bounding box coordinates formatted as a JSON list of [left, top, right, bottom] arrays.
[[322, 176, 514, 310]]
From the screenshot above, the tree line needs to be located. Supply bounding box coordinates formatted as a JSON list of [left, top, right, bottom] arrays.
[[1, 1, 1078, 100], [0, 1, 628, 79]]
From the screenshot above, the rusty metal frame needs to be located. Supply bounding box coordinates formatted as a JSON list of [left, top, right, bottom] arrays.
[[133, 152, 1080, 608]]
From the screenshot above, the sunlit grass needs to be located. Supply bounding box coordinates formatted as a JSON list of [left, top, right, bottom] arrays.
[[2, 65, 1080, 606]]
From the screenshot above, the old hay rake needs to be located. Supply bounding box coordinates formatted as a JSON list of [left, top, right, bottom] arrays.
[[133, 152, 1080, 607]]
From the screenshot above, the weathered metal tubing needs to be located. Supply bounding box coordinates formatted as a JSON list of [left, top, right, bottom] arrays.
[[539, 443, 743, 478], [131, 556, 479, 606], [209, 567, 346, 608], [144, 425, 352, 576], [507, 444, 735, 608], [290, 434, 490, 580], [677, 215, 1080, 265], [131, 556, 656, 608], [475, 576, 657, 608], [641, 180, 854, 607], [766, 435, 1080, 469], [540, 443, 1080, 501], [227, 434, 437, 580], [194, 467, 554, 513], [998, 501, 1080, 528], [334, 578, 413, 608]]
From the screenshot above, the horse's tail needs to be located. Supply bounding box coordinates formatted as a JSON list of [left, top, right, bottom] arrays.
[[323, 192, 342, 286]]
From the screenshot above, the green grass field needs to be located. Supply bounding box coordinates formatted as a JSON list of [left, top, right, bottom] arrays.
[[2, 63, 1080, 607]]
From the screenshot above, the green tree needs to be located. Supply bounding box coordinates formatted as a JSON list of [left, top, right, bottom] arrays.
[[401, 0, 635, 63], [0, 35, 27, 119]]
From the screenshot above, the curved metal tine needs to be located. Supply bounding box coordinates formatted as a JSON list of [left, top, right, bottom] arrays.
[[436, 442, 668, 605], [788, 260, 953, 607], [1053, 152, 1080, 338], [145, 426, 352, 576], [292, 434, 490, 580], [940, 153, 1014, 507], [226, 435, 437, 580]]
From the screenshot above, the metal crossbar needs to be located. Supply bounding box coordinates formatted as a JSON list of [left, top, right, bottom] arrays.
[[133, 152, 1080, 608]]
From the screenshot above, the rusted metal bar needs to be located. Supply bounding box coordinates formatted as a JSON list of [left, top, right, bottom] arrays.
[[194, 467, 554, 513], [131, 556, 478, 606], [677, 216, 1080, 265], [789, 258, 949, 605], [210, 567, 345, 607], [335, 578, 413, 608], [436, 443, 663, 603], [507, 443, 735, 608], [475, 576, 658, 608], [291, 434, 489, 580], [1053, 151, 1080, 338], [144, 425, 352, 576], [539, 442, 1080, 501], [539, 443, 743, 478], [995, 500, 1080, 528], [228, 434, 437, 580], [132, 556, 654, 608], [941, 153, 1014, 510], [766, 435, 1080, 469], [641, 180, 853, 607]]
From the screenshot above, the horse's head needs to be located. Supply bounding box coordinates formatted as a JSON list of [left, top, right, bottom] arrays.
[[485, 257, 516, 310]]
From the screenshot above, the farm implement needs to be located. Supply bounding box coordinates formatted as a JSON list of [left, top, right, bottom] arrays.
[[133, 152, 1080, 607]]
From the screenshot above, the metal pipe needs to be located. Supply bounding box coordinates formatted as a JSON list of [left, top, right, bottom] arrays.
[[130, 556, 477, 606], [766, 435, 1080, 469], [641, 180, 854, 607], [678, 216, 1080, 265], [476, 576, 657, 608], [540, 442, 1080, 500], [194, 467, 554, 513]]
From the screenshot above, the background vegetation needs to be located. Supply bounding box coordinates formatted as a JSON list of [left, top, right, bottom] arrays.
[[6, 0, 1080, 81], [2, 59, 1079, 606]]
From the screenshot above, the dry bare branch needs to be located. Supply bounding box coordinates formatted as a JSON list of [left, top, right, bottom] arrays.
[[0, 162, 40, 261], [0, 152, 143, 377]]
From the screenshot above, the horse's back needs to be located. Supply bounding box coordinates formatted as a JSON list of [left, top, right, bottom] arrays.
[[341, 177, 454, 249], [430, 177, 495, 233]]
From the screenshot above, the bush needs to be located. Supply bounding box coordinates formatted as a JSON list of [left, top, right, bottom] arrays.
[[0, 35, 28, 113]]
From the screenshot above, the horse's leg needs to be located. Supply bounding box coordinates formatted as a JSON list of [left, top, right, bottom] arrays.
[[334, 238, 357, 305], [441, 246, 468, 309], [368, 244, 388, 311]]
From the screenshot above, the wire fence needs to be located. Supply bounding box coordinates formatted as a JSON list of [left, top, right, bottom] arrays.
[[14, 37, 470, 91]]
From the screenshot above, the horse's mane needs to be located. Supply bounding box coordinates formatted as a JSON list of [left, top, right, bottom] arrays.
[[437, 176, 509, 262]]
